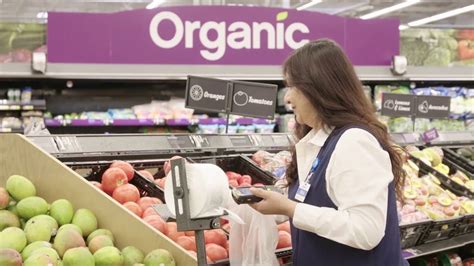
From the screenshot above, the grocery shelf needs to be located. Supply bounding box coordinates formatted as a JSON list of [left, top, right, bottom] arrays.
[[403, 233, 474, 260], [43, 118, 273, 128], [256, 234, 474, 261], [27, 133, 293, 159], [391, 132, 474, 147], [1, 63, 473, 81], [0, 99, 46, 111]]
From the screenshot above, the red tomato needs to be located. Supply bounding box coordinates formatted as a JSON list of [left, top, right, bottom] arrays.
[[142, 207, 157, 218], [277, 231, 292, 249], [185, 231, 195, 237], [137, 197, 162, 212], [176, 236, 197, 252], [204, 229, 227, 248], [90, 181, 103, 191], [143, 215, 167, 235], [110, 161, 135, 181], [101, 167, 128, 194], [164, 156, 183, 175], [166, 222, 185, 242], [138, 170, 154, 181], [277, 222, 291, 234], [225, 171, 240, 180], [228, 179, 238, 188], [206, 243, 228, 262], [154, 178, 166, 189], [112, 184, 140, 204], [222, 223, 231, 232], [240, 175, 252, 185], [123, 201, 143, 217]]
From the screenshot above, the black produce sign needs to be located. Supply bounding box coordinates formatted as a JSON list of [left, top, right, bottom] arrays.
[[415, 95, 451, 119], [230, 81, 277, 119], [185, 76, 229, 113], [381, 93, 415, 117], [185, 76, 278, 120]]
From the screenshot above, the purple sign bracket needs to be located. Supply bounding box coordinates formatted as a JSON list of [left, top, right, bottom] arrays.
[[48, 6, 399, 66]]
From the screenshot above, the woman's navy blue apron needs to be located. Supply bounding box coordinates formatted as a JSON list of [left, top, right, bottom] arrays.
[[288, 126, 407, 266]]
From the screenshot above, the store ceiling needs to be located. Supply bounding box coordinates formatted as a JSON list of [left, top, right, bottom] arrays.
[[0, 0, 472, 28]]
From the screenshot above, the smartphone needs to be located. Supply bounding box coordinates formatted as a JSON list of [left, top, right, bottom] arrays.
[[231, 185, 281, 204]]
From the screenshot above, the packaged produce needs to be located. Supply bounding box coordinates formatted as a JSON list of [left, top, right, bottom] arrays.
[[251, 150, 291, 180]]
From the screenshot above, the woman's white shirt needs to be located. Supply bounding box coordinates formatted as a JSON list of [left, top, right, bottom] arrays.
[[289, 128, 394, 251]]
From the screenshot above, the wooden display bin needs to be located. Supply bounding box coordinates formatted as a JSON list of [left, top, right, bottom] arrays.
[[0, 134, 196, 266]]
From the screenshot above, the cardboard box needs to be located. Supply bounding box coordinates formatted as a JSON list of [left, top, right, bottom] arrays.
[[0, 134, 196, 265]]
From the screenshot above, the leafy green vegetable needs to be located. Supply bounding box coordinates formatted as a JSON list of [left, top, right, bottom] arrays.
[[423, 47, 451, 66]]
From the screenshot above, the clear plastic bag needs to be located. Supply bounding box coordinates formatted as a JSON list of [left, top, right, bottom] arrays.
[[229, 204, 279, 266]]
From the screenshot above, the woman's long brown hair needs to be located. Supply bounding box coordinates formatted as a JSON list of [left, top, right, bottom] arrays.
[[284, 39, 405, 200]]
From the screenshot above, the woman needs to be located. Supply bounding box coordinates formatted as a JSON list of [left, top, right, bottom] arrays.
[[249, 39, 408, 265]]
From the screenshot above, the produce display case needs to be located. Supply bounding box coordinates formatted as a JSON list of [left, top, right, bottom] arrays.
[[418, 217, 464, 245], [66, 159, 168, 202], [0, 133, 197, 265], [409, 155, 473, 198], [443, 147, 474, 176], [189, 155, 276, 185], [2, 132, 472, 264], [399, 220, 433, 249]]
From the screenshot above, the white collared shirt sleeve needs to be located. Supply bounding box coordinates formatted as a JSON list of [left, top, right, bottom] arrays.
[[292, 128, 393, 250]]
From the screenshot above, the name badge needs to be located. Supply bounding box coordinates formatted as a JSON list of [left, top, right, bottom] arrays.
[[295, 182, 311, 202]]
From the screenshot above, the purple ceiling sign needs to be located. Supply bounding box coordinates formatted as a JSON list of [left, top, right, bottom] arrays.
[[47, 6, 399, 65]]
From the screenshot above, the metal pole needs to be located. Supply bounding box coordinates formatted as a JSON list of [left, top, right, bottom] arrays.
[[195, 230, 208, 266], [225, 113, 230, 134]]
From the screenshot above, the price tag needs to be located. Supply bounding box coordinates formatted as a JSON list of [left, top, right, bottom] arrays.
[[421, 128, 439, 143], [272, 135, 290, 147], [0, 128, 12, 132], [167, 136, 194, 149], [10, 105, 20, 110], [23, 105, 34, 110], [229, 136, 252, 147]]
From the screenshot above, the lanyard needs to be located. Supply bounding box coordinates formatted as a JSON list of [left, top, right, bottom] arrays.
[[303, 157, 320, 183], [295, 156, 320, 203]]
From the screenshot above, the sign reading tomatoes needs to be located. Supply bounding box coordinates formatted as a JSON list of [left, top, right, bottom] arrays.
[[230, 81, 277, 119]]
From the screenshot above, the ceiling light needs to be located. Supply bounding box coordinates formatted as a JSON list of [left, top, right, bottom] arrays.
[[407, 4, 474, 27], [146, 0, 165, 10], [360, 0, 420, 20], [297, 0, 323, 11], [399, 25, 409, 30], [36, 12, 48, 19]]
